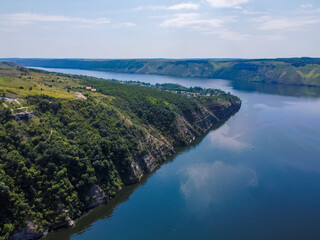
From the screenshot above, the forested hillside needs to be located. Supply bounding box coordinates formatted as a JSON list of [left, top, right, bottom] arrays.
[[0, 62, 241, 239], [5, 58, 320, 87]]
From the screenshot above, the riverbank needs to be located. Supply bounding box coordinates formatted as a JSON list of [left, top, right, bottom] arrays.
[[10, 98, 241, 240], [0, 63, 241, 240], [5, 58, 320, 87], [17, 66, 320, 240]]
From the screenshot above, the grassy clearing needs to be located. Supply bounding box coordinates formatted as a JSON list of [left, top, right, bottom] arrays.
[[305, 69, 320, 79], [0, 64, 81, 99]]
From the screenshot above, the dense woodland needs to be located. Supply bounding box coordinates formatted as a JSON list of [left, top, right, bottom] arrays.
[[5, 57, 320, 87], [0, 63, 240, 239]]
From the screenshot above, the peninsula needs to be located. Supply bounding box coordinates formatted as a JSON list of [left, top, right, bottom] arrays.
[[0, 62, 241, 239]]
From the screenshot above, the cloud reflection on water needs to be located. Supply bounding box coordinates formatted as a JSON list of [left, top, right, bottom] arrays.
[[208, 124, 250, 151], [180, 162, 258, 209]]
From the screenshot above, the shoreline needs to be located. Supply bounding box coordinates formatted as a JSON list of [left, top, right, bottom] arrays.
[[10, 101, 241, 240]]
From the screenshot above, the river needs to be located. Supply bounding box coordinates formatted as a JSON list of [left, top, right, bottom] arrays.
[[32, 67, 320, 240]]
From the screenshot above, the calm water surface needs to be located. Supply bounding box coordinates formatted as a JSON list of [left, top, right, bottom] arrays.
[[34, 68, 320, 240]]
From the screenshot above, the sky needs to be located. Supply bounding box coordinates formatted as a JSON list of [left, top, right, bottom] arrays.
[[0, 0, 320, 59]]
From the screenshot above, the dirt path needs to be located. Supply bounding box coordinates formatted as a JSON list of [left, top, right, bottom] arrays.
[[75, 92, 87, 100]]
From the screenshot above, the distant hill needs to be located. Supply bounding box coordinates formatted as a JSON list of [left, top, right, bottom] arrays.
[[3, 58, 320, 87]]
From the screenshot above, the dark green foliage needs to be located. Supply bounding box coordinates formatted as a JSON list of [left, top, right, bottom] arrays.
[[0, 70, 240, 239], [0, 109, 11, 123], [155, 83, 188, 91], [79, 78, 205, 141], [8, 58, 320, 86], [0, 96, 129, 237]]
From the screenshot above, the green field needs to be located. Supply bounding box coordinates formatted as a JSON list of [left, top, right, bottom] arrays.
[[0, 62, 81, 99]]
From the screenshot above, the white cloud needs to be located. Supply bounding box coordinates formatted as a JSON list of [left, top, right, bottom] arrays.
[[112, 22, 136, 28], [249, 15, 271, 23], [0, 26, 19, 32], [167, 3, 199, 10], [313, 8, 320, 13], [263, 34, 285, 41], [258, 17, 320, 30], [298, 8, 320, 14], [205, 29, 249, 40], [132, 5, 164, 11], [133, 3, 199, 11], [300, 3, 313, 8], [133, 6, 143, 11], [160, 13, 236, 30], [242, 9, 268, 15], [0, 13, 110, 27], [160, 13, 244, 40], [206, 0, 251, 8], [249, 15, 320, 31]]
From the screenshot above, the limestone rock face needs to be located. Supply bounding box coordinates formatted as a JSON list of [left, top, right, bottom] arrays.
[[85, 183, 108, 210], [49, 215, 74, 231], [8, 96, 241, 240], [127, 99, 241, 183], [10, 222, 47, 240], [128, 133, 174, 184]]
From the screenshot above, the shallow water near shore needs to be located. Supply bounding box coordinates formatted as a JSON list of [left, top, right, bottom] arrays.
[[34, 67, 320, 240]]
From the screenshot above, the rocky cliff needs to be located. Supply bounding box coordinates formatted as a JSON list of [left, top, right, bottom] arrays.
[[91, 98, 241, 195], [10, 99, 241, 240], [0, 64, 241, 239]]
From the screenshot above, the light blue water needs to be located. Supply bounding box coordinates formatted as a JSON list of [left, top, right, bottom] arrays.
[[36, 67, 320, 240]]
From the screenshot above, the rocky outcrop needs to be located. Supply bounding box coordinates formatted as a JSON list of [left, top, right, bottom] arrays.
[[128, 99, 241, 182], [128, 133, 175, 183], [8, 98, 241, 240], [202, 100, 241, 120], [9, 222, 47, 240], [11, 112, 34, 120], [173, 99, 241, 146], [49, 215, 74, 231], [84, 184, 109, 210], [10, 214, 75, 240]]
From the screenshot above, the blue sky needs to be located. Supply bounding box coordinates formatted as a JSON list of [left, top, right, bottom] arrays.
[[1, 0, 320, 58]]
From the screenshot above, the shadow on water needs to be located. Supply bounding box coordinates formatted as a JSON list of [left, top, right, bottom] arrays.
[[43, 113, 235, 240], [231, 80, 320, 98]]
